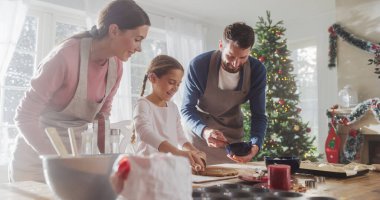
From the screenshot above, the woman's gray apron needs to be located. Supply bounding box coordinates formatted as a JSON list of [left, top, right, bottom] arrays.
[[189, 50, 251, 165], [10, 38, 117, 182]]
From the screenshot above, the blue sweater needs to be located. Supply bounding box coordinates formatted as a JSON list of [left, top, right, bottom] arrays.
[[181, 51, 267, 149]]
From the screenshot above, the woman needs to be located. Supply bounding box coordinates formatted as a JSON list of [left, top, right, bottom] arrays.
[[10, 0, 150, 182]]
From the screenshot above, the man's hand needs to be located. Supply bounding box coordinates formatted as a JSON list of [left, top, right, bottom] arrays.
[[227, 145, 259, 163], [202, 128, 229, 148]]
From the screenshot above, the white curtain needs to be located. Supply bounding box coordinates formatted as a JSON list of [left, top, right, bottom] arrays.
[[164, 17, 206, 107], [0, 0, 27, 167], [0, 0, 28, 79]]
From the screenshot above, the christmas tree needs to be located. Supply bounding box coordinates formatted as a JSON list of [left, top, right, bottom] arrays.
[[243, 11, 320, 161]]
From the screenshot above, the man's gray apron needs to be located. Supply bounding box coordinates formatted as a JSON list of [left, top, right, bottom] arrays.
[[190, 50, 251, 165], [10, 38, 117, 182]]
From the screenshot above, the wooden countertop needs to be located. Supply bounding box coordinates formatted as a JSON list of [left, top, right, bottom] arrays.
[[2, 162, 379, 200], [0, 181, 54, 200], [193, 162, 380, 200]]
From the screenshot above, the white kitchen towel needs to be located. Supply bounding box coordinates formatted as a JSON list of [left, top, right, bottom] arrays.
[[111, 153, 192, 200]]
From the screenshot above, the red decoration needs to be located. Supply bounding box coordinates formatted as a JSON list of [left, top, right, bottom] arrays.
[[339, 117, 349, 126], [296, 108, 302, 113], [278, 99, 285, 105], [349, 129, 358, 137], [306, 128, 311, 133], [259, 56, 266, 62], [117, 157, 131, 180], [325, 124, 341, 163], [276, 31, 283, 36], [278, 69, 283, 74], [328, 26, 334, 33], [328, 26, 336, 36]]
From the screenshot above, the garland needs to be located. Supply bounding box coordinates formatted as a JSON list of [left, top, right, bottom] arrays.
[[328, 23, 380, 78], [327, 98, 380, 126], [341, 129, 363, 164], [326, 98, 380, 163]]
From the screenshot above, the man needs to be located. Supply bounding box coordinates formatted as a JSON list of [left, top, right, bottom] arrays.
[[181, 22, 267, 164]]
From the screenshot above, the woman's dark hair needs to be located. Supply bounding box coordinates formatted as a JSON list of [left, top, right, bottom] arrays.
[[72, 0, 150, 39], [223, 22, 255, 49], [140, 55, 184, 96]]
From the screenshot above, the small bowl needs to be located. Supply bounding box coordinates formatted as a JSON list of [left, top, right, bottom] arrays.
[[264, 156, 300, 174], [225, 142, 252, 156], [41, 154, 119, 200]]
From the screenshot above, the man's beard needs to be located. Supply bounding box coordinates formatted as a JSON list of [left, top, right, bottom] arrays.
[[221, 61, 243, 73]]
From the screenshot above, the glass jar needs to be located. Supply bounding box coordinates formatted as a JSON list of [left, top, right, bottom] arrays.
[[338, 85, 358, 108]]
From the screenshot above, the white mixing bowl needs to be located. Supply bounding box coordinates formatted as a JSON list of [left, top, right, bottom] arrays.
[[41, 154, 119, 200]]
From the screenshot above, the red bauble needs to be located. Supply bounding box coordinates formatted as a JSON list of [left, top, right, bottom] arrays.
[[296, 108, 302, 113], [276, 31, 283, 36], [278, 69, 283, 75], [328, 26, 334, 33], [349, 129, 358, 137], [259, 56, 266, 62], [306, 128, 311, 133], [278, 99, 285, 105]]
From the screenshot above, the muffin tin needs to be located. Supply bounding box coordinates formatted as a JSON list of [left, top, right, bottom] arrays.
[[192, 183, 337, 200]]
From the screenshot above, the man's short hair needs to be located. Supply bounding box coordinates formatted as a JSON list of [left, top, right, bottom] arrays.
[[223, 22, 255, 49]]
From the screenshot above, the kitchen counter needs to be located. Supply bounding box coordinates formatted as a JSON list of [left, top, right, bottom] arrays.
[[2, 162, 380, 200], [0, 181, 54, 200], [194, 162, 380, 200]]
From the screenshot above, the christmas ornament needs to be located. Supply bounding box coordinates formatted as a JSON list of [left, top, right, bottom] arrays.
[[293, 125, 300, 132], [259, 56, 266, 62], [306, 128, 311, 133], [296, 108, 302, 113], [278, 99, 285, 105], [278, 69, 283, 74]]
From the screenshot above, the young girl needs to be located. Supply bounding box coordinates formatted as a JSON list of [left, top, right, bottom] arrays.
[[133, 55, 206, 171]]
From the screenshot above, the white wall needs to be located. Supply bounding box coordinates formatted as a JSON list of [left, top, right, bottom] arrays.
[[286, 10, 337, 155], [336, 0, 380, 100]]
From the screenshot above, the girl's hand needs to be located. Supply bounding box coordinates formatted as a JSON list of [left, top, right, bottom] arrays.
[[194, 150, 206, 166], [176, 150, 205, 172]]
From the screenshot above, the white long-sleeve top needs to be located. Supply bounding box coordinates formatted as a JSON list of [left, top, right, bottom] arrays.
[[133, 97, 189, 155]]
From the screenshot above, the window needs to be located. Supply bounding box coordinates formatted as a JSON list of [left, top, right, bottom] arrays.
[[110, 28, 168, 121], [290, 43, 318, 140], [0, 15, 38, 166], [0, 4, 86, 181]]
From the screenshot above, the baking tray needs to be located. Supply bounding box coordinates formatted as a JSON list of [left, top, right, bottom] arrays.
[[297, 167, 369, 178]]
